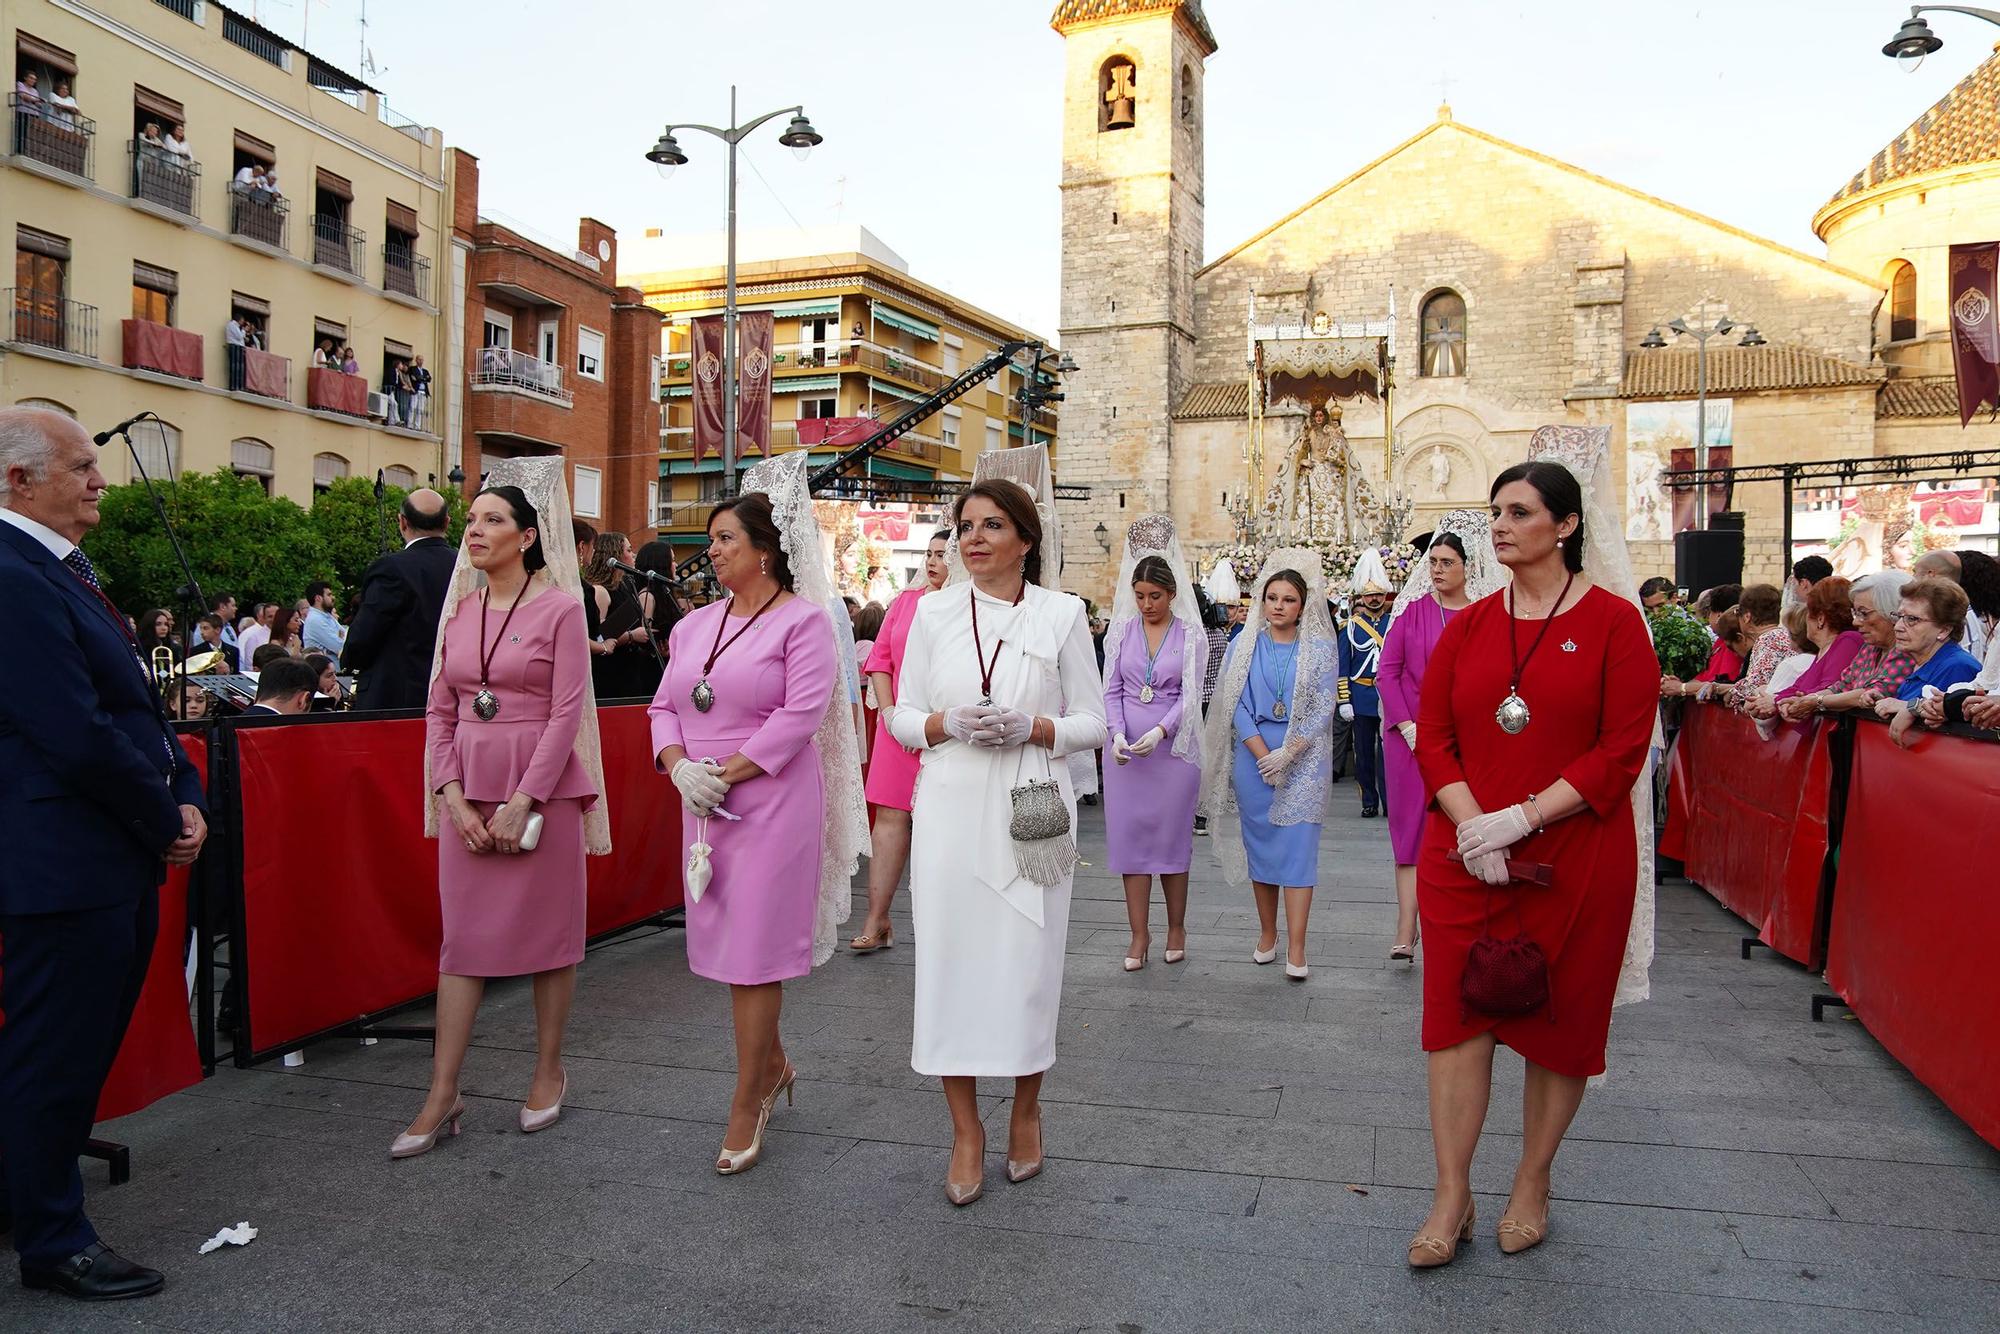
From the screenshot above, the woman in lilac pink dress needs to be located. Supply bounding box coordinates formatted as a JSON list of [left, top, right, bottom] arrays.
[[851, 528, 951, 953], [400, 474, 604, 1158], [1101, 516, 1204, 970], [1376, 512, 1501, 962], [649, 458, 865, 1175]]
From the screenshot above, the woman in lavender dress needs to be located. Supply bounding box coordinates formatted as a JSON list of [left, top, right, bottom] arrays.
[[1101, 517, 1205, 970], [1377, 514, 1502, 962]]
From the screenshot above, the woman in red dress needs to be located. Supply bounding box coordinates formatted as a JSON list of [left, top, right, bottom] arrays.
[[1407, 460, 1656, 1267]]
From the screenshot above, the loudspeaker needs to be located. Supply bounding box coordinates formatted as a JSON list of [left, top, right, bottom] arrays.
[[1675, 526, 1743, 598]]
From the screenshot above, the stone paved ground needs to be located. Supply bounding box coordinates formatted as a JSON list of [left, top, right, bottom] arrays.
[[5, 799, 1997, 1333]]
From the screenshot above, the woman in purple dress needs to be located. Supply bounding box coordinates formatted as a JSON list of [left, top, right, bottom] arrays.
[[1101, 516, 1205, 970], [399, 470, 606, 1158], [648, 455, 866, 1176], [1377, 512, 1501, 963]]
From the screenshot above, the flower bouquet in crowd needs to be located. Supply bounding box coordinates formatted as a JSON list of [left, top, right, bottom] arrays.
[[1647, 604, 1710, 680]]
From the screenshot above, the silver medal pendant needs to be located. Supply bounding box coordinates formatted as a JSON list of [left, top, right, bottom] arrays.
[[1139, 684, 1155, 704], [692, 678, 715, 713], [1273, 698, 1288, 719], [1496, 693, 1530, 735], [473, 687, 499, 722]]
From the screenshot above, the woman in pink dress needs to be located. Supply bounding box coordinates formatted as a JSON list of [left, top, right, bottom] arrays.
[[851, 528, 950, 952], [397, 483, 599, 1158], [1376, 514, 1500, 962], [650, 487, 858, 1175]]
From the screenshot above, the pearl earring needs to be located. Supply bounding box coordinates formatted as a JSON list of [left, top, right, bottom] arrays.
[[1557, 539, 1565, 549]]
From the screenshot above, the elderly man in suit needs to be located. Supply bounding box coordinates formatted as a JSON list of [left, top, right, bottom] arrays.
[[341, 488, 456, 712], [0, 407, 207, 1301]]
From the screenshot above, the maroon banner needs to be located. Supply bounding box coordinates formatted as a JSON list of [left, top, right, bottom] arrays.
[[0, 735, 208, 1124], [237, 707, 681, 1055], [797, 416, 875, 448], [307, 367, 368, 417], [120, 318, 204, 381], [737, 310, 774, 458], [1827, 723, 2000, 1149], [691, 315, 725, 463], [1675, 703, 1834, 967], [1668, 444, 1732, 532], [242, 346, 289, 400], [1948, 242, 2000, 426]]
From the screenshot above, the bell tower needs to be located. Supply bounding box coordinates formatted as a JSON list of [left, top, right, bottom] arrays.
[[1052, 1, 1216, 597]]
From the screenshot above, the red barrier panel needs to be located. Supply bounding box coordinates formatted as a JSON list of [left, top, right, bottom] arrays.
[[238, 706, 680, 1055], [1677, 705, 1835, 967], [1659, 723, 1692, 862], [0, 736, 207, 1124], [1826, 724, 2000, 1149]]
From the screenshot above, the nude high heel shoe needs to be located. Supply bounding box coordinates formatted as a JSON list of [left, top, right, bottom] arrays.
[[1408, 1200, 1476, 1269], [390, 1097, 465, 1159], [1005, 1110, 1045, 1184], [519, 1070, 567, 1133], [715, 1102, 772, 1176], [945, 1134, 986, 1206], [1497, 1188, 1552, 1254]]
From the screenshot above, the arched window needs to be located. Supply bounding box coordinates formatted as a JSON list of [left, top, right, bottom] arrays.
[[1099, 56, 1137, 132], [1180, 63, 1194, 123], [1420, 290, 1467, 377], [231, 437, 273, 493], [383, 464, 418, 490], [1888, 261, 1916, 341], [312, 451, 349, 494], [11, 396, 75, 417], [130, 420, 180, 480]]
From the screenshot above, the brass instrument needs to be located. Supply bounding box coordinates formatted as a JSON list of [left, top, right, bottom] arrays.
[[150, 645, 176, 692]]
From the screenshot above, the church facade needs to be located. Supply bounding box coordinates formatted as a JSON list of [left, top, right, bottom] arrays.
[[1051, 0, 1999, 598]]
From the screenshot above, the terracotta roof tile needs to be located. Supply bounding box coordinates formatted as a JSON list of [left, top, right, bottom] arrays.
[[1621, 344, 1882, 399], [1172, 381, 1249, 419], [1049, 0, 1217, 52], [1877, 375, 1964, 418], [1828, 48, 2000, 205]]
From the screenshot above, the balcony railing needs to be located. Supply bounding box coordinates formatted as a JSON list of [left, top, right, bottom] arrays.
[[6, 288, 98, 358], [311, 214, 365, 276], [9, 94, 94, 179], [224, 11, 285, 66], [472, 347, 573, 404], [383, 246, 431, 304], [129, 141, 200, 218], [656, 499, 715, 530], [230, 188, 289, 250], [153, 0, 201, 19]]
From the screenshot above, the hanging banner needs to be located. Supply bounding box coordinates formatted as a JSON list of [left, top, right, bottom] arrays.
[[691, 315, 725, 463], [737, 310, 774, 457], [1629, 399, 1732, 532], [1948, 242, 2000, 427]]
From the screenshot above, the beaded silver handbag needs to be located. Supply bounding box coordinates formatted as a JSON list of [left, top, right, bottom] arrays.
[[1008, 768, 1076, 887]]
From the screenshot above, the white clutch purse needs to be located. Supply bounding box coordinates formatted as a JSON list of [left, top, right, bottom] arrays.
[[519, 812, 544, 852]]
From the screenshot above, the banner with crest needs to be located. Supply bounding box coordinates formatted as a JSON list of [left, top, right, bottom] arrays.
[[1949, 241, 2000, 427], [691, 314, 725, 463], [737, 310, 774, 457]]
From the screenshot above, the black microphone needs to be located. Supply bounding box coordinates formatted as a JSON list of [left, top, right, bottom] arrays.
[[609, 557, 674, 586], [93, 413, 151, 446]]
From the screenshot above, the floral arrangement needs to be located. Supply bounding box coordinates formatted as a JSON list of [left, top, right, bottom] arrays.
[[1207, 540, 1417, 594], [1647, 605, 1710, 681]]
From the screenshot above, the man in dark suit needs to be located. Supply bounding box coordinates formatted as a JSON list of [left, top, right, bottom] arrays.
[[0, 407, 207, 1301], [341, 488, 456, 712]]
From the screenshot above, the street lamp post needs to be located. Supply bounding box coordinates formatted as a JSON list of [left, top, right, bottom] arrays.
[[1639, 305, 1765, 531], [646, 88, 822, 492], [1881, 6, 2000, 68]]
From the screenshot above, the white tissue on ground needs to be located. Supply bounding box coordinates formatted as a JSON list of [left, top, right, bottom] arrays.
[[198, 1221, 258, 1254]]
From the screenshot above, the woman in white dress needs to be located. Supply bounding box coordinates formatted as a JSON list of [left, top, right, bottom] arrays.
[[888, 478, 1106, 1207]]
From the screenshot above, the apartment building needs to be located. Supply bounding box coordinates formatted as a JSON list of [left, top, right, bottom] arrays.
[[448, 150, 663, 538], [2, 0, 445, 501], [620, 225, 1060, 545]]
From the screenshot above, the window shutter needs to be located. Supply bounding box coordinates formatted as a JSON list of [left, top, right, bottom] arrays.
[[315, 168, 353, 201], [16, 226, 71, 260], [385, 199, 418, 235], [133, 85, 185, 124], [233, 129, 277, 161], [16, 33, 78, 75], [133, 262, 179, 294]]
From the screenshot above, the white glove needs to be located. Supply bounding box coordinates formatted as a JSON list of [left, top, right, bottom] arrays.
[[971, 706, 1034, 749], [1255, 744, 1292, 782], [1111, 733, 1133, 765], [1127, 725, 1165, 757], [1456, 805, 1534, 860], [670, 757, 729, 817], [1465, 849, 1512, 886], [1338, 703, 1355, 722], [1397, 720, 1417, 748], [943, 703, 993, 745]]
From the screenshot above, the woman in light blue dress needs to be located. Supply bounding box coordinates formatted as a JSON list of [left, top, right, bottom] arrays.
[[1200, 549, 1337, 980]]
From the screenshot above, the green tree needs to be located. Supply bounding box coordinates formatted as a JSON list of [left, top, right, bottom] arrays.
[[85, 469, 332, 615], [309, 477, 469, 597]]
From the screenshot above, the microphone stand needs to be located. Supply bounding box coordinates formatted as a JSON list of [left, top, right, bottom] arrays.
[[114, 414, 204, 721], [614, 562, 680, 679]]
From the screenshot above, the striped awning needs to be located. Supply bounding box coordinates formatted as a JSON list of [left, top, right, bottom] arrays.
[[869, 377, 927, 403], [871, 301, 939, 342], [865, 458, 936, 481], [772, 375, 840, 395], [772, 298, 841, 317]]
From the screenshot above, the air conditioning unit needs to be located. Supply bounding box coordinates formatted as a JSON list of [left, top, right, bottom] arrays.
[[367, 392, 395, 422]]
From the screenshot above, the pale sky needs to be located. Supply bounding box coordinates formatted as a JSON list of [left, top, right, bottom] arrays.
[[256, 1, 1990, 338]]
